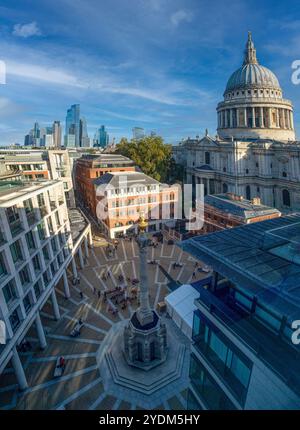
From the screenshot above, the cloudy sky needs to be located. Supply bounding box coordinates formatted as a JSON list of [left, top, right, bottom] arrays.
[[0, 0, 300, 145]]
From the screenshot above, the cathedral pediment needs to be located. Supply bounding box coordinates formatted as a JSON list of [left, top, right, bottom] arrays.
[[198, 136, 219, 147]]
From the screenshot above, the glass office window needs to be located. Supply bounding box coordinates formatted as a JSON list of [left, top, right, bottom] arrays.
[[10, 240, 23, 263], [0, 252, 7, 277]]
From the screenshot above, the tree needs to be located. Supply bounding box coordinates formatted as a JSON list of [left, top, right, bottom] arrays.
[[116, 135, 172, 182]]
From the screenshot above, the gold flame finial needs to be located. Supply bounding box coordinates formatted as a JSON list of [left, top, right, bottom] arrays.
[[138, 211, 148, 231]]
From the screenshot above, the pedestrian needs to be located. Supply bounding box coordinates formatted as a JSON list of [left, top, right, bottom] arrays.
[[93, 287, 96, 295], [98, 290, 101, 299], [80, 291, 83, 299], [192, 271, 196, 278]]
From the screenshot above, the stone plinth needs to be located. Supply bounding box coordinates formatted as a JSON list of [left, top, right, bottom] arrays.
[[124, 310, 167, 370], [96, 317, 190, 408]]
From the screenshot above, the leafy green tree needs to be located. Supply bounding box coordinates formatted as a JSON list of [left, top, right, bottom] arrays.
[[116, 135, 172, 182]]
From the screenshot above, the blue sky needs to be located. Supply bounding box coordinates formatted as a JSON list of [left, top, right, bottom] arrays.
[[0, 0, 300, 145]]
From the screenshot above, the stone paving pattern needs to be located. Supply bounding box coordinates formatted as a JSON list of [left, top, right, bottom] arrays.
[[0, 237, 208, 410]]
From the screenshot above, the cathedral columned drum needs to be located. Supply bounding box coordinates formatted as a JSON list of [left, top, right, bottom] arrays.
[[173, 32, 300, 212]]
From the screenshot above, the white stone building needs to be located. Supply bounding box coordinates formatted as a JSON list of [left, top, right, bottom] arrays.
[[0, 149, 75, 207], [173, 33, 300, 212], [94, 171, 179, 239], [0, 179, 91, 390]]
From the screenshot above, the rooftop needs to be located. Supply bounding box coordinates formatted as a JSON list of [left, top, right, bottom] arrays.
[[93, 171, 160, 188], [204, 193, 281, 220], [79, 153, 135, 166], [180, 213, 300, 324], [0, 180, 61, 205], [68, 208, 89, 243]]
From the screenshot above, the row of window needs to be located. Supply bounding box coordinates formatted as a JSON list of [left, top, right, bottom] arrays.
[[2, 244, 70, 332], [2, 190, 64, 240], [109, 185, 158, 196], [192, 312, 252, 406], [225, 89, 281, 99]]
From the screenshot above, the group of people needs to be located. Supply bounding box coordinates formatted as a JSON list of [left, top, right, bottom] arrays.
[[172, 261, 183, 269], [148, 259, 158, 265]]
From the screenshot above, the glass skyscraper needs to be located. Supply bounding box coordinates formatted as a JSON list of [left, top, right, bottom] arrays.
[[65, 104, 80, 147], [94, 125, 109, 148]]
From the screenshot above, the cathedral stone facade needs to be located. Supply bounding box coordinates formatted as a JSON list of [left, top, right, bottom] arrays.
[[173, 33, 300, 212]]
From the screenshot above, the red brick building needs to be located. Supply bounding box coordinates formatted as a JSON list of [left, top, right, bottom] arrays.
[[75, 154, 136, 216]]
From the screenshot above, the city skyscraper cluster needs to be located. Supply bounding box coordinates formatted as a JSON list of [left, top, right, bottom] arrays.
[[24, 104, 114, 149], [23, 103, 156, 150], [24, 121, 62, 148]]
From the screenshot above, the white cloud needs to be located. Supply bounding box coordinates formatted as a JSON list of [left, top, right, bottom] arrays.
[[13, 21, 41, 38], [170, 9, 193, 27], [6, 59, 192, 106]]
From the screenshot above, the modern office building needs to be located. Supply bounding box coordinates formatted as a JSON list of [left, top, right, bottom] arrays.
[[43, 127, 54, 148], [65, 104, 80, 148], [75, 153, 136, 217], [0, 149, 75, 207], [79, 118, 90, 148], [180, 214, 300, 409], [132, 127, 145, 140], [52, 121, 62, 148], [0, 179, 92, 391], [24, 122, 42, 148], [94, 126, 109, 148], [172, 32, 300, 212], [94, 171, 179, 238]]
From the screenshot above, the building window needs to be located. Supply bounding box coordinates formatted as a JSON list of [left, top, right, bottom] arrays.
[[3, 280, 17, 305], [9, 307, 21, 332], [37, 193, 46, 207], [24, 198, 34, 214], [47, 217, 54, 234], [282, 171, 287, 178], [42, 245, 50, 261], [246, 185, 251, 200], [190, 354, 236, 410], [51, 238, 58, 253], [26, 231, 36, 251], [32, 255, 41, 272], [10, 240, 23, 264], [37, 222, 46, 241], [34, 281, 42, 299], [43, 270, 50, 286], [282, 189, 291, 207], [23, 293, 33, 313], [223, 167, 226, 172], [0, 252, 7, 278], [205, 152, 210, 165], [19, 266, 30, 286], [6, 206, 22, 236], [192, 313, 251, 405], [245, 169, 249, 174], [55, 211, 61, 227]]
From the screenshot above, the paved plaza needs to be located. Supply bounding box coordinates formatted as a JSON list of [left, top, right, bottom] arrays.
[[0, 236, 207, 410]]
